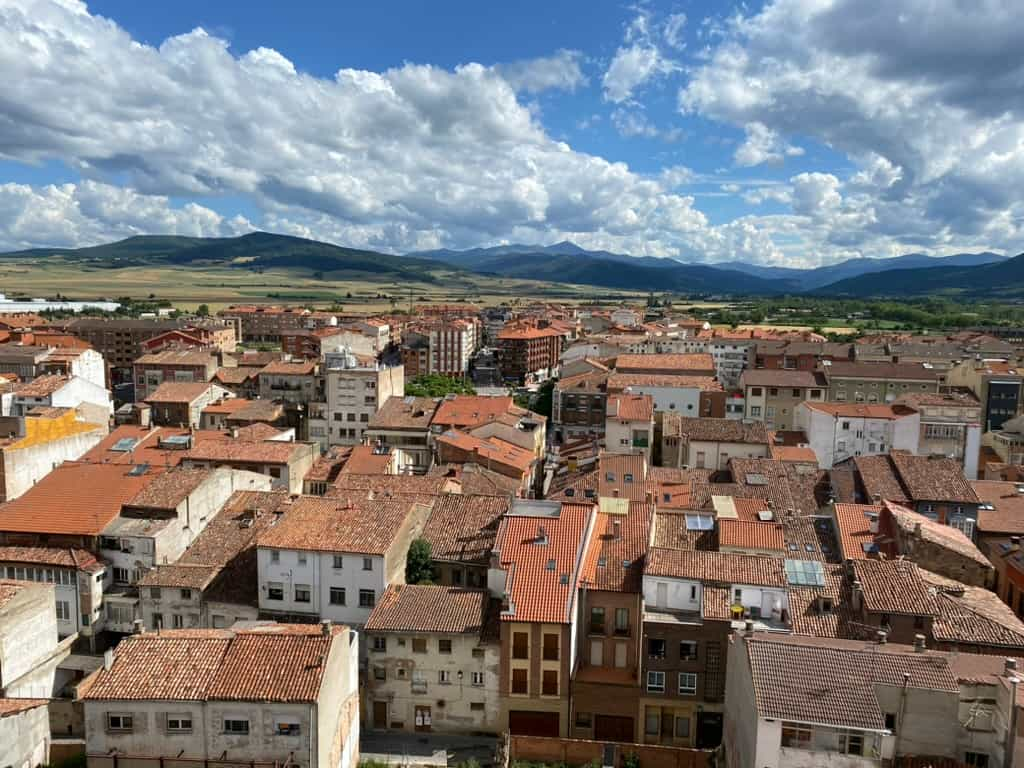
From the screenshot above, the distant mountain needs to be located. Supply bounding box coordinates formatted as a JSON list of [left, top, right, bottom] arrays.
[[1, 232, 445, 281], [815, 253, 1024, 297], [412, 242, 1008, 292]]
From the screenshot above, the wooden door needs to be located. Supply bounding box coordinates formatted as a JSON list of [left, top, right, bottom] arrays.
[[373, 701, 388, 729]]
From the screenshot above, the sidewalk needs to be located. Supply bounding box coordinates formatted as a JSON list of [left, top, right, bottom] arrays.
[[360, 730, 499, 768]]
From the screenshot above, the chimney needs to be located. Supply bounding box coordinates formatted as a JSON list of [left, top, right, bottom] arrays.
[[1006, 658, 1018, 676], [852, 580, 864, 611], [913, 634, 927, 653], [872, 493, 882, 504], [321, 620, 332, 637], [613, 488, 620, 498], [132, 619, 145, 634], [230, 427, 239, 439], [103, 649, 114, 671], [876, 629, 887, 645], [612, 520, 622, 540], [913, 522, 922, 539], [868, 513, 879, 534], [744, 619, 755, 638], [537, 525, 548, 545]]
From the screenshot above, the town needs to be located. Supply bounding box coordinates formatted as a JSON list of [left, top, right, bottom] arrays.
[[1, 299, 1024, 768]]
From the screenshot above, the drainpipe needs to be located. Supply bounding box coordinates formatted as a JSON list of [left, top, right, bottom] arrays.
[[1005, 662, 1019, 768], [893, 672, 910, 758]]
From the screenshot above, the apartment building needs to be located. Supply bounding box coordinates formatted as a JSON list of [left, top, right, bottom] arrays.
[[81, 623, 361, 768], [308, 352, 404, 448], [420, 494, 509, 588], [401, 319, 477, 377], [9, 374, 113, 424], [553, 370, 608, 442], [795, 402, 920, 468], [496, 323, 562, 384], [219, 305, 316, 342], [364, 396, 439, 474], [0, 345, 52, 381], [947, 358, 1024, 431], [133, 348, 219, 400], [256, 359, 319, 404], [181, 438, 318, 495], [0, 699, 51, 768], [823, 360, 942, 403], [492, 499, 595, 737], [137, 490, 290, 630], [257, 495, 431, 626], [604, 393, 654, 459], [659, 415, 770, 470], [64, 317, 224, 374], [607, 374, 725, 418], [739, 369, 827, 430], [364, 584, 500, 733], [896, 389, 983, 479], [144, 382, 233, 428], [36, 346, 107, 389], [0, 579, 74, 698]]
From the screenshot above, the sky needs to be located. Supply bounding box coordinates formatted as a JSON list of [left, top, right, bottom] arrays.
[[0, 0, 1022, 267]]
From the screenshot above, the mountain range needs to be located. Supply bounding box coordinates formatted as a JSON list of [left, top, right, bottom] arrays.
[[1, 232, 1017, 298]]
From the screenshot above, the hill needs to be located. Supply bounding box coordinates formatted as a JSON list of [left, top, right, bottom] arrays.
[[815, 253, 1024, 297], [1, 232, 447, 281]]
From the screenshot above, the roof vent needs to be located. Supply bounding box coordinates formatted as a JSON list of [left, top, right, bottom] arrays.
[[537, 525, 548, 545]]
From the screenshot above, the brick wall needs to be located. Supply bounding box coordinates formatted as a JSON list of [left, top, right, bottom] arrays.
[[509, 735, 713, 768]]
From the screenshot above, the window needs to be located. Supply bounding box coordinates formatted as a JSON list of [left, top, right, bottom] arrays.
[[750, 406, 762, 417], [589, 607, 605, 634], [374, 665, 386, 681], [676, 716, 691, 739], [359, 589, 376, 608], [781, 723, 812, 748], [511, 668, 528, 694], [913, 614, 925, 629], [223, 718, 249, 735], [841, 420, 850, 430], [576, 711, 593, 728], [276, 720, 301, 736], [648, 638, 666, 658], [543, 632, 559, 660], [372, 636, 386, 653], [645, 709, 660, 735], [965, 753, 990, 768], [151, 612, 163, 629], [166, 714, 192, 732], [542, 669, 558, 696], [270, 550, 280, 564], [329, 587, 346, 605], [363, 557, 374, 571], [412, 638, 428, 653], [332, 554, 344, 569], [439, 638, 452, 654], [615, 607, 629, 634], [439, 670, 451, 684], [769, 388, 778, 396], [150, 587, 162, 599], [679, 641, 697, 661], [297, 552, 307, 566], [267, 582, 284, 601], [180, 588, 192, 600], [172, 614, 184, 629], [678, 672, 697, 695], [472, 671, 484, 686], [113, 567, 130, 584], [884, 713, 897, 731], [106, 713, 133, 732], [294, 584, 311, 603], [55, 600, 70, 621], [751, 387, 763, 396], [647, 671, 665, 693], [792, 388, 801, 397], [471, 702, 485, 712], [512, 631, 529, 659]]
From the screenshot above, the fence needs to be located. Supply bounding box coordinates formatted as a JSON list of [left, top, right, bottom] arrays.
[[87, 756, 284, 768], [508, 735, 716, 768]]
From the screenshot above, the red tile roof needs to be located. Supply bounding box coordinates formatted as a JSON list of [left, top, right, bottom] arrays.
[[717, 519, 786, 553], [832, 503, 881, 560], [606, 393, 653, 422], [421, 494, 509, 565], [615, 353, 716, 374], [972, 480, 1024, 534], [340, 445, 394, 475], [0, 545, 99, 569], [431, 395, 515, 429], [14, 374, 68, 397], [579, 503, 653, 592], [436, 430, 535, 475], [607, 373, 722, 391], [365, 584, 487, 634], [497, 502, 593, 623], [145, 382, 224, 404], [259, 360, 317, 376], [0, 462, 164, 536], [646, 547, 788, 586], [801, 402, 917, 420]]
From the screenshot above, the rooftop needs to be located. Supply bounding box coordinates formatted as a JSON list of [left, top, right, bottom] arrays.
[[421, 494, 509, 566], [823, 360, 942, 381], [135, 348, 216, 366], [740, 369, 825, 388], [431, 395, 515, 429], [644, 547, 788, 587], [145, 382, 225, 404], [340, 445, 394, 475], [717, 519, 786, 553], [832, 503, 881, 560], [607, 373, 723, 391], [972, 480, 1024, 534], [368, 396, 440, 430], [436, 430, 535, 475], [14, 374, 68, 398], [580, 503, 653, 593], [614, 353, 716, 373], [124, 468, 213, 511], [662, 414, 770, 444], [606, 393, 653, 422], [801, 402, 918, 420], [259, 360, 317, 376], [80, 624, 346, 703], [365, 584, 488, 635], [885, 500, 991, 568]]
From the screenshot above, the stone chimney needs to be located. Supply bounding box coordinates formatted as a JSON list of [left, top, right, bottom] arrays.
[[1006, 658, 1018, 676], [913, 634, 927, 653], [132, 619, 145, 634], [321, 620, 332, 637], [876, 630, 887, 645], [744, 619, 755, 638], [852, 580, 864, 611], [103, 649, 114, 671]]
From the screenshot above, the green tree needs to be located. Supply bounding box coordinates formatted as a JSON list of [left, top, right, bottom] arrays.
[[405, 374, 476, 398], [196, 304, 210, 317], [406, 538, 433, 585]]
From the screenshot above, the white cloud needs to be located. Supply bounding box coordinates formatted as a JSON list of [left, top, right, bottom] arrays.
[[497, 49, 587, 94], [611, 108, 659, 138], [602, 11, 679, 103], [680, 0, 1024, 256], [663, 13, 687, 50], [734, 122, 804, 167]]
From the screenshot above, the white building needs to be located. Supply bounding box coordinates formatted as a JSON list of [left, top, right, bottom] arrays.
[[604, 393, 654, 459], [0, 698, 51, 768], [257, 495, 431, 626], [9, 374, 113, 424], [309, 353, 403, 448], [81, 623, 360, 768], [795, 402, 920, 468], [607, 373, 718, 416], [0, 546, 105, 638], [0, 579, 74, 698], [363, 584, 500, 733]]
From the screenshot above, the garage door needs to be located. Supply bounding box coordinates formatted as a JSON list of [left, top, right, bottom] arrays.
[[509, 710, 560, 737], [594, 715, 635, 743]]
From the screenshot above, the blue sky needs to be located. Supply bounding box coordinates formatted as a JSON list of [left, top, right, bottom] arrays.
[[1, 0, 1022, 266]]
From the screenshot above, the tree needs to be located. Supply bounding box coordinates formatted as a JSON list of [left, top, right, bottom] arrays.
[[405, 374, 476, 398], [196, 304, 210, 317], [406, 538, 433, 585]]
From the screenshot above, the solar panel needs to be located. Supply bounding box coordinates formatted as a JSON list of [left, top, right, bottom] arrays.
[[110, 438, 138, 452], [128, 463, 150, 477], [757, 510, 774, 522], [685, 514, 714, 531], [745, 473, 767, 486], [784, 559, 825, 587], [862, 542, 879, 554]]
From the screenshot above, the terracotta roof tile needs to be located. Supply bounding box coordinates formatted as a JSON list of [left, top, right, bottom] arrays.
[[972, 480, 1024, 534], [802, 402, 917, 419], [135, 349, 216, 366], [124, 468, 213, 511], [431, 396, 515, 429], [0, 462, 165, 536], [579, 503, 652, 592], [607, 373, 723, 391], [14, 374, 69, 397], [824, 361, 943, 381], [213, 367, 257, 385], [183, 439, 305, 464], [0, 545, 99, 569], [922, 570, 1024, 649], [661, 415, 769, 444], [0, 698, 48, 717], [645, 548, 787, 587], [436, 430, 535, 475], [368, 396, 439, 429], [365, 584, 487, 634], [497, 502, 592, 623], [614, 353, 716, 374], [832, 503, 881, 560], [421, 494, 508, 565], [606, 393, 653, 422], [718, 519, 786, 553], [884, 500, 991, 567], [259, 360, 316, 376], [145, 382, 224, 404], [889, 452, 979, 504], [340, 445, 394, 475], [257, 496, 421, 555], [740, 369, 825, 388], [852, 559, 939, 616]]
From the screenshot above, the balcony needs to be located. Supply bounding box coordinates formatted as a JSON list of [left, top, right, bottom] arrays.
[[631, 437, 649, 448]]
